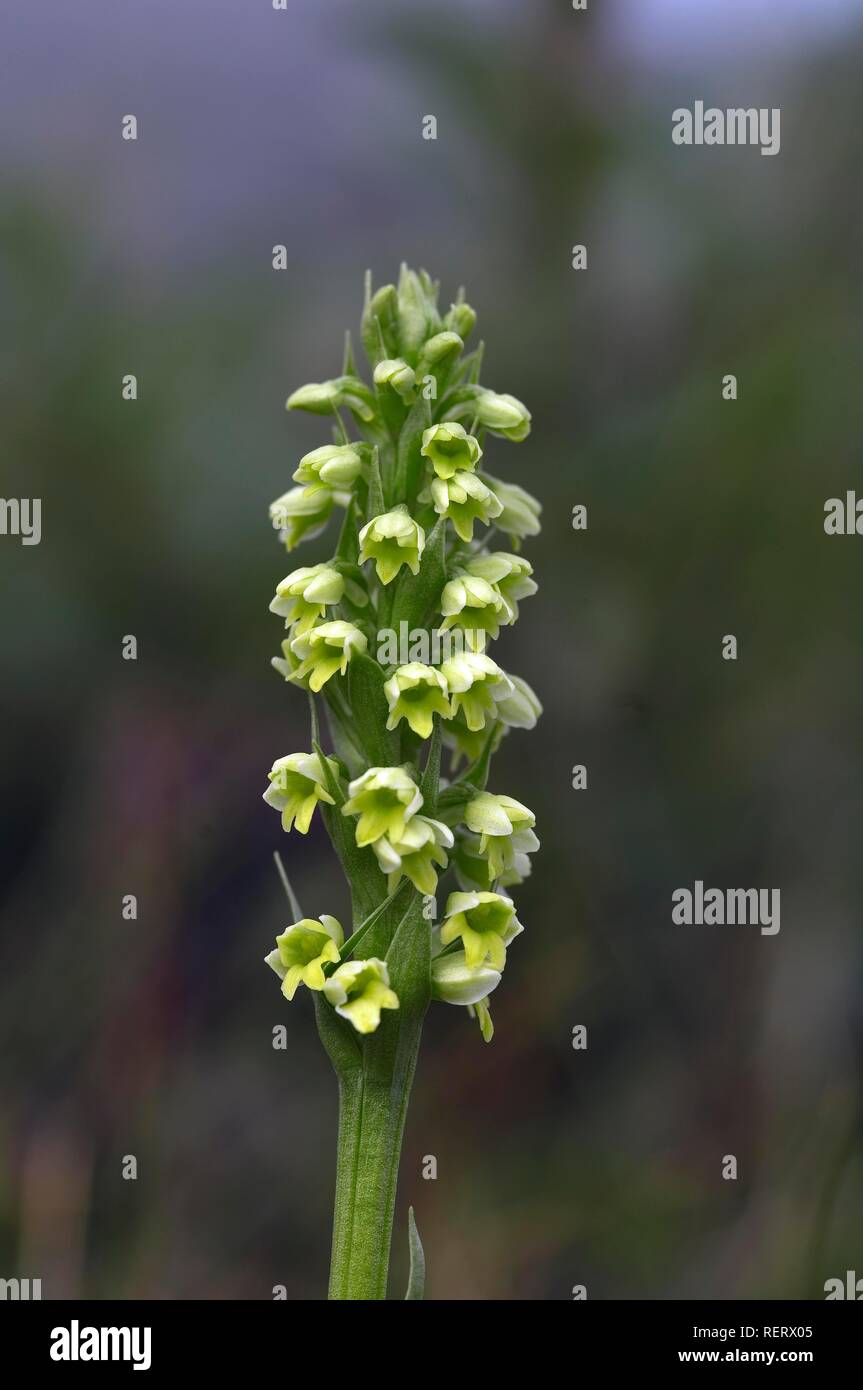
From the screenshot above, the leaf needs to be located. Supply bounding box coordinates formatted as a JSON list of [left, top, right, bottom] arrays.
[[390, 517, 447, 633], [342, 329, 357, 377], [394, 398, 431, 500], [347, 652, 400, 767], [367, 447, 385, 522], [419, 716, 442, 815], [272, 851, 303, 920], [335, 500, 360, 564], [404, 1207, 426, 1300], [339, 880, 411, 962]]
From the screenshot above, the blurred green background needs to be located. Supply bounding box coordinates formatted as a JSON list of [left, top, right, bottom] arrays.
[[1, 0, 862, 1299]]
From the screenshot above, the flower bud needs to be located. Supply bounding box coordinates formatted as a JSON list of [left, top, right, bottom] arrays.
[[416, 331, 463, 379], [494, 673, 542, 730], [420, 422, 482, 481], [358, 504, 425, 585], [362, 282, 400, 364], [431, 949, 501, 1006], [287, 376, 376, 424], [443, 300, 477, 340], [373, 358, 416, 400], [293, 443, 364, 491], [482, 475, 542, 543], [323, 957, 400, 1035], [396, 264, 441, 359], [474, 389, 531, 441]]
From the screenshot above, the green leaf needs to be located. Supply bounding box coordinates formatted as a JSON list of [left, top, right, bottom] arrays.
[[390, 516, 447, 633], [339, 880, 411, 962], [272, 851, 303, 920], [404, 1207, 426, 1300], [335, 500, 360, 564], [342, 329, 357, 377], [347, 653, 400, 766], [367, 447, 385, 522], [394, 397, 431, 500], [320, 800, 384, 927], [419, 716, 442, 815]]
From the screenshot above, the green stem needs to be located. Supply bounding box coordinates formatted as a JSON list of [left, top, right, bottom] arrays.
[[327, 1039, 422, 1299]]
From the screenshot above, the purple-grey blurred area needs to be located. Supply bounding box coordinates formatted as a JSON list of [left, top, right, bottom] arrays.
[[1, 0, 862, 1299]]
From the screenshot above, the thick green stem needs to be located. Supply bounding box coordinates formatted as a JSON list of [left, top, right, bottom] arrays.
[[317, 892, 431, 1300], [327, 1033, 423, 1299]]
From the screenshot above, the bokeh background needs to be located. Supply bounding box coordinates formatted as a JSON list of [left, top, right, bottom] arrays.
[[2, 0, 862, 1300]]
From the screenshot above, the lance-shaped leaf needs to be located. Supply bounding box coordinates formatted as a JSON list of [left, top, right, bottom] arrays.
[[347, 652, 401, 767], [390, 517, 446, 633]]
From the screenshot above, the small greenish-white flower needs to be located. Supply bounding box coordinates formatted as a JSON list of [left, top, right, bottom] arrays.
[[439, 890, 523, 970], [440, 573, 511, 649], [482, 475, 541, 544], [452, 831, 532, 893], [269, 564, 345, 635], [287, 376, 376, 423], [464, 792, 538, 880], [265, 915, 344, 1000], [289, 620, 368, 692], [359, 505, 425, 585], [440, 651, 512, 733], [372, 814, 454, 895], [270, 484, 335, 551], [473, 389, 531, 441], [341, 765, 423, 848], [495, 673, 542, 730], [374, 358, 416, 400], [323, 957, 399, 1035], [263, 751, 338, 833], [421, 422, 482, 480], [293, 443, 364, 492], [463, 552, 537, 622], [384, 662, 451, 739], [427, 470, 502, 544], [431, 949, 501, 1006]]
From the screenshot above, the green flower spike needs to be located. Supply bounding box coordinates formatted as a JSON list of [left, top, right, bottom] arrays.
[[289, 620, 368, 692], [420, 422, 482, 480], [482, 475, 542, 545], [464, 792, 539, 881], [269, 563, 345, 636], [293, 443, 364, 492], [266, 915, 344, 1000], [287, 376, 377, 423], [463, 552, 537, 623], [494, 673, 543, 730], [473, 389, 532, 441], [440, 572, 511, 650], [358, 505, 425, 586], [323, 958, 400, 1035], [384, 662, 452, 739], [440, 651, 513, 733], [439, 890, 524, 971], [341, 765, 423, 849], [270, 484, 335, 551], [372, 814, 454, 896], [263, 751, 338, 833], [427, 470, 502, 544], [374, 358, 416, 400]]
